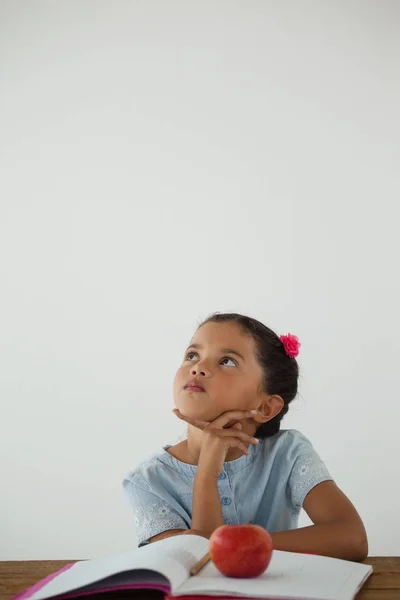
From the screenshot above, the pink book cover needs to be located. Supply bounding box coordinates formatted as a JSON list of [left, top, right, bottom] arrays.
[[10, 563, 171, 600]]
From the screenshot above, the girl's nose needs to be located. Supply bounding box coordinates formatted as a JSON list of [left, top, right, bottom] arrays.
[[191, 363, 210, 377]]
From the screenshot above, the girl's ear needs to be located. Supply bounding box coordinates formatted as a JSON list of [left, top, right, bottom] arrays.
[[254, 395, 284, 424]]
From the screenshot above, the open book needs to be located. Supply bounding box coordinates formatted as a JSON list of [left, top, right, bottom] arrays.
[[12, 534, 372, 600]]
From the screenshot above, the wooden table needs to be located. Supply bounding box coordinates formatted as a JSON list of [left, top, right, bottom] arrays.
[[0, 558, 399, 600]]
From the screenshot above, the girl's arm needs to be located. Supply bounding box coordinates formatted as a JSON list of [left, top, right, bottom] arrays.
[[190, 470, 224, 536], [149, 409, 258, 544], [180, 409, 258, 536], [271, 480, 368, 561]]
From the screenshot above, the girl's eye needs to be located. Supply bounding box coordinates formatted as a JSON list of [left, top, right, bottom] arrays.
[[185, 352, 198, 361], [220, 357, 237, 367]]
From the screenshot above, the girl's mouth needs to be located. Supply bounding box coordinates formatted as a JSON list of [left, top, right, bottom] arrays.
[[184, 381, 205, 392], [185, 385, 205, 392]]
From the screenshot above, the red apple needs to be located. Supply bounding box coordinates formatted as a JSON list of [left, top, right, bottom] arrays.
[[209, 524, 273, 578]]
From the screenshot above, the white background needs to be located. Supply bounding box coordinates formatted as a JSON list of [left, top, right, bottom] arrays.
[[1, 1, 399, 559]]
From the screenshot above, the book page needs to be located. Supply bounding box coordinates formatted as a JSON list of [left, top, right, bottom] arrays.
[[176, 550, 373, 600], [31, 535, 209, 600]]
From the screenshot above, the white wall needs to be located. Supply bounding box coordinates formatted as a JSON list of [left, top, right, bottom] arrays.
[[1, 0, 399, 559]]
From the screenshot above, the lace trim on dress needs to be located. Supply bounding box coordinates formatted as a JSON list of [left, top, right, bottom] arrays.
[[290, 454, 332, 508], [133, 496, 186, 544]]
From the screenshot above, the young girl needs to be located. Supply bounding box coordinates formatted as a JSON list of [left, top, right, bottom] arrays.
[[123, 313, 368, 561]]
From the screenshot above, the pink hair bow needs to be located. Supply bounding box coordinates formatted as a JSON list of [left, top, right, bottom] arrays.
[[279, 333, 301, 358]]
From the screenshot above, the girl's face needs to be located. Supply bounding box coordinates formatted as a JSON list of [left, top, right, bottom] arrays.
[[173, 321, 268, 422]]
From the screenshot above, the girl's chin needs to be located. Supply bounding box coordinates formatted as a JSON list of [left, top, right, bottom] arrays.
[[176, 404, 219, 423]]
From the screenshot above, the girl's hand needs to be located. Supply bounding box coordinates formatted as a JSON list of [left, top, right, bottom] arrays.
[[173, 408, 259, 479]]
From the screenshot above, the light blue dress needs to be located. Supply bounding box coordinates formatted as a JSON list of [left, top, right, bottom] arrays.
[[123, 429, 333, 547]]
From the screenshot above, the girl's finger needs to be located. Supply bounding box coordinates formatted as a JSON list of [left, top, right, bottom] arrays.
[[172, 409, 208, 430], [223, 419, 252, 430], [213, 409, 258, 429], [216, 428, 259, 445], [223, 419, 243, 429]]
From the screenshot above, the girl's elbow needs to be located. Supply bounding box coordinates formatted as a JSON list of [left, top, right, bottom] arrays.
[[351, 528, 369, 561], [357, 535, 369, 561]]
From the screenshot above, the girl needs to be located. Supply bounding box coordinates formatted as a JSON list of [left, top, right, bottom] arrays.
[[123, 313, 368, 561]]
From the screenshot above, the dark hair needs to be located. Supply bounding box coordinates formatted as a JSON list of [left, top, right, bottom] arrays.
[[200, 313, 299, 438]]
